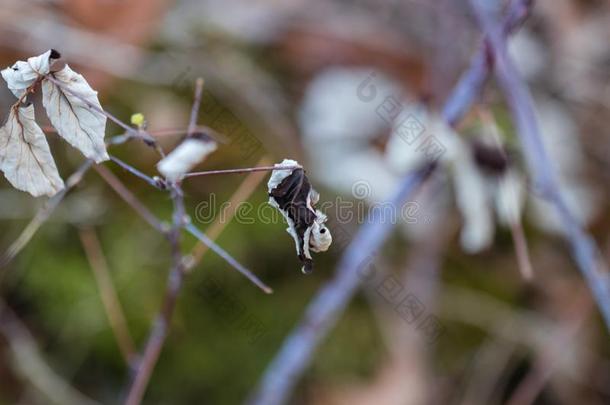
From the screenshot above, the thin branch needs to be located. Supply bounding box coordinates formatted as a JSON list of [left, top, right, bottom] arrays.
[[43, 126, 190, 138], [187, 155, 273, 267], [1, 127, 158, 269], [123, 78, 204, 405], [96, 158, 270, 292], [185, 223, 272, 294], [0, 160, 93, 270], [94, 165, 167, 234], [123, 186, 187, 405], [184, 165, 300, 178], [468, 0, 610, 330], [78, 228, 136, 366], [109, 155, 165, 189], [187, 78, 205, 137], [122, 77, 273, 404], [510, 221, 534, 281], [442, 0, 533, 126]]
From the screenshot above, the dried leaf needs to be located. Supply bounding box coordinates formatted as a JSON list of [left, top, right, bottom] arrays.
[[157, 133, 217, 181], [0, 104, 64, 197], [42, 65, 109, 163], [268, 159, 332, 274], [1, 50, 60, 99]]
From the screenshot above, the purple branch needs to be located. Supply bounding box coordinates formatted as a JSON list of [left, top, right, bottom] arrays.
[[109, 155, 165, 190], [468, 0, 610, 329], [443, 0, 532, 126]]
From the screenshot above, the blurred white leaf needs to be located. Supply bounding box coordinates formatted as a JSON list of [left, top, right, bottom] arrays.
[[452, 143, 494, 253], [42, 65, 109, 163], [0, 104, 64, 197], [1, 49, 59, 98], [157, 135, 217, 181]]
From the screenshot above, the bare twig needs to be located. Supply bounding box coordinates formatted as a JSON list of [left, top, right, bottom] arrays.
[[121, 77, 273, 404], [442, 0, 533, 126], [1, 126, 160, 270], [95, 158, 270, 292], [123, 78, 205, 405], [109, 156, 164, 190], [468, 0, 610, 330], [123, 186, 187, 405], [0, 160, 93, 270], [187, 78, 205, 138], [185, 223, 272, 294], [78, 228, 136, 366], [94, 165, 167, 234], [187, 155, 272, 267], [510, 221, 534, 281], [184, 165, 300, 178]]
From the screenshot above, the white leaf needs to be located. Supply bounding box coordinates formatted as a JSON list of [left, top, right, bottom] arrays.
[[1, 50, 59, 99], [452, 143, 494, 253], [157, 135, 217, 181], [42, 65, 109, 163], [0, 104, 64, 197]]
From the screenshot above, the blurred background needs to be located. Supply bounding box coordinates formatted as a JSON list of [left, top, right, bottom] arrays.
[[1, 0, 610, 404]]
